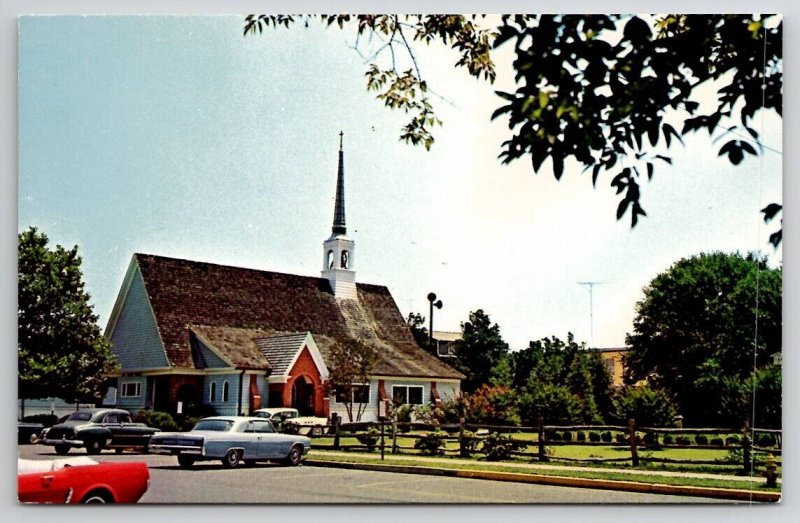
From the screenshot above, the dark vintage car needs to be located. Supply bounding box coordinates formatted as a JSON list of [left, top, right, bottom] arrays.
[[18, 422, 45, 445], [18, 456, 150, 504], [41, 408, 159, 455], [148, 416, 311, 469]]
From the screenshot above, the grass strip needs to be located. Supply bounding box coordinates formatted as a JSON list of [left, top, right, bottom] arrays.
[[308, 451, 781, 493]]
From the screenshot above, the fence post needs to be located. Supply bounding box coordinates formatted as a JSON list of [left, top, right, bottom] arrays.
[[333, 414, 341, 450], [538, 417, 546, 462], [380, 419, 385, 460], [742, 418, 752, 474], [391, 418, 398, 454], [459, 417, 467, 457], [628, 418, 639, 467]]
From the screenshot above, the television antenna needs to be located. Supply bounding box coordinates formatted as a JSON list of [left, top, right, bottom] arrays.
[[577, 281, 606, 345]]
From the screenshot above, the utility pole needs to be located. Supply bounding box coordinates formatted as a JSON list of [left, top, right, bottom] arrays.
[[577, 281, 604, 345]]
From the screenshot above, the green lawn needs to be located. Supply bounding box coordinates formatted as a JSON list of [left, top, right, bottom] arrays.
[[314, 432, 781, 476]]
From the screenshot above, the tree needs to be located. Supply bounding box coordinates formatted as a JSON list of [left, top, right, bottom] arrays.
[[244, 14, 782, 243], [452, 309, 509, 392], [405, 312, 433, 355], [325, 338, 377, 422], [18, 227, 119, 407], [624, 252, 781, 427], [611, 383, 678, 427], [511, 334, 610, 424]]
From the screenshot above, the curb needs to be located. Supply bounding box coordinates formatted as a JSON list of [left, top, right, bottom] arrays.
[[304, 459, 781, 503]]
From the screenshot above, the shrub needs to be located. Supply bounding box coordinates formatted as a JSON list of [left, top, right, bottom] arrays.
[[414, 431, 447, 456], [395, 405, 413, 433], [21, 414, 58, 427], [663, 434, 674, 445], [481, 432, 527, 461], [710, 437, 724, 447], [466, 385, 521, 426], [517, 384, 582, 425], [612, 383, 678, 427], [756, 433, 777, 447], [588, 431, 601, 442], [460, 430, 480, 456], [601, 431, 612, 443], [694, 435, 709, 445], [134, 410, 179, 432], [615, 433, 627, 444], [561, 431, 573, 441], [181, 416, 202, 432], [643, 432, 659, 447], [547, 431, 562, 441], [576, 431, 586, 442], [675, 436, 692, 445], [355, 426, 381, 451], [725, 435, 741, 447]]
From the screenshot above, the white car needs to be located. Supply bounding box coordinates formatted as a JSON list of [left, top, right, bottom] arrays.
[[252, 408, 329, 437], [148, 416, 310, 469]]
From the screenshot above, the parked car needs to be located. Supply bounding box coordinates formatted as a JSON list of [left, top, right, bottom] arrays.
[[252, 407, 329, 437], [148, 416, 311, 469], [18, 422, 44, 445], [41, 408, 160, 455], [18, 456, 150, 503]]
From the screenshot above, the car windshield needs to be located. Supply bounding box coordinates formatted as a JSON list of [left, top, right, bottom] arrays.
[[193, 419, 234, 432], [66, 412, 92, 422]]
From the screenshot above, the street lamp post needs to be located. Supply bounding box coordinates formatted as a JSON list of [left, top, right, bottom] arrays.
[[427, 292, 443, 349]]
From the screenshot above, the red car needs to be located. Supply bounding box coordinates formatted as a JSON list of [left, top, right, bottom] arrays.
[[18, 457, 149, 504]]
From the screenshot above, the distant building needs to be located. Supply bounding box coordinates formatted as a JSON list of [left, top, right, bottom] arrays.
[[588, 347, 629, 387], [432, 331, 461, 358]]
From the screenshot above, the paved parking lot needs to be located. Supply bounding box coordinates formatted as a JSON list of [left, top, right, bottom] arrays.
[[18, 444, 729, 504]]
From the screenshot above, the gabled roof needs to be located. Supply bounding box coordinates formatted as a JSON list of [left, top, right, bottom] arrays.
[[131, 253, 464, 380], [256, 333, 308, 375]]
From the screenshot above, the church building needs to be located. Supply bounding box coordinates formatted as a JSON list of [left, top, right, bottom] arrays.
[[104, 134, 464, 421]]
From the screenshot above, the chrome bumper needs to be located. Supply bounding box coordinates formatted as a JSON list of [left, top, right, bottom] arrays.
[[148, 444, 203, 455]]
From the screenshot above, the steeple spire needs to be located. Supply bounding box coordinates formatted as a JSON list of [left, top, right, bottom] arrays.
[[322, 131, 356, 300], [332, 131, 346, 235]]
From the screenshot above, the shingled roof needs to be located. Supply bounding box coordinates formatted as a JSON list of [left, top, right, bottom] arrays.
[[133, 253, 464, 380], [256, 333, 309, 375]]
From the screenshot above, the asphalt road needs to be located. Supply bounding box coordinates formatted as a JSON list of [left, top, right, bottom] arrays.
[[18, 444, 727, 504]]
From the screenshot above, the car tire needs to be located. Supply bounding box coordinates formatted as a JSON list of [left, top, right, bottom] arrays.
[[81, 490, 113, 504], [177, 455, 195, 469], [310, 426, 324, 438], [85, 439, 103, 455], [284, 444, 303, 466], [222, 449, 240, 469], [54, 444, 70, 456]]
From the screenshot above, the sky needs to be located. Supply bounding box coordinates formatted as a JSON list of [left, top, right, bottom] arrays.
[[17, 15, 782, 350]]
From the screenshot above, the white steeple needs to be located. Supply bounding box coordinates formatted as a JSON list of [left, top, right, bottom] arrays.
[[322, 132, 357, 300]]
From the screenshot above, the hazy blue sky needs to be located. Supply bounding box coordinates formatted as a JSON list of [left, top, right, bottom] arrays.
[[18, 15, 782, 349]]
